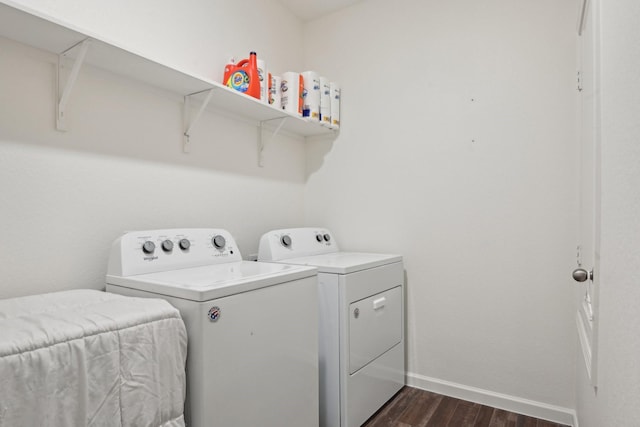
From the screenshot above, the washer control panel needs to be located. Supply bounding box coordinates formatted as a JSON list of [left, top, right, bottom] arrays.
[[258, 227, 338, 261], [108, 228, 242, 276]]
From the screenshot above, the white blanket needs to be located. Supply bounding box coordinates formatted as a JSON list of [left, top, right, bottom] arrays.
[[0, 289, 187, 427]]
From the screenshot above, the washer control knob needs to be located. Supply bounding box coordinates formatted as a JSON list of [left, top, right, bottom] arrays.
[[316, 234, 323, 242], [161, 239, 174, 252], [212, 235, 226, 249], [179, 238, 191, 250], [323, 233, 331, 242], [281, 235, 292, 247], [142, 241, 156, 254]]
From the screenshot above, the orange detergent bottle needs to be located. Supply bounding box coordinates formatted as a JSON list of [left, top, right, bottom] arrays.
[[224, 52, 260, 99]]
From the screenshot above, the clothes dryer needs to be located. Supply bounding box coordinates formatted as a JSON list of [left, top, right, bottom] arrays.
[[258, 227, 405, 427], [106, 228, 319, 427]]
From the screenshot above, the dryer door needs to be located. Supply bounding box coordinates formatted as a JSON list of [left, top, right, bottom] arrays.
[[349, 285, 402, 374]]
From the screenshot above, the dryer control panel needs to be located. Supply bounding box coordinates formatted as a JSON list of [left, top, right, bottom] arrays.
[[107, 228, 242, 277], [258, 227, 338, 261]]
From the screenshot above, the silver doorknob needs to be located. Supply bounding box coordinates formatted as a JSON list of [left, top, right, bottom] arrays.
[[572, 268, 593, 282]]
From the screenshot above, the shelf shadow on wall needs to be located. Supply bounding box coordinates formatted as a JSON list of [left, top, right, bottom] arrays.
[[305, 132, 338, 180]]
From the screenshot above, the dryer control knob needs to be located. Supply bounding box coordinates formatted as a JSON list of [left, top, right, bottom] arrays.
[[161, 239, 174, 252], [179, 238, 191, 250], [142, 241, 156, 254], [212, 235, 226, 249], [316, 234, 323, 242], [323, 233, 331, 242], [281, 235, 292, 247]]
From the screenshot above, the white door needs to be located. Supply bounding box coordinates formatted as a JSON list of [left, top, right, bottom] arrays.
[[574, 0, 601, 387], [348, 286, 402, 374]]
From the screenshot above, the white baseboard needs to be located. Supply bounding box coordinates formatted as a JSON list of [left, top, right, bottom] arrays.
[[406, 372, 577, 426]]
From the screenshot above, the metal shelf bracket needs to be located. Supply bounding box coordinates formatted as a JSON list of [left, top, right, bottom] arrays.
[[258, 117, 288, 167], [56, 38, 90, 131], [183, 88, 215, 153]]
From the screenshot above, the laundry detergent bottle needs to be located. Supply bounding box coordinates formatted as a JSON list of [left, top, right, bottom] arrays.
[[224, 51, 260, 99]]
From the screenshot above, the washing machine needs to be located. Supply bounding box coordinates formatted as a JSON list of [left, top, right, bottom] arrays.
[[106, 228, 319, 427], [258, 227, 405, 427]]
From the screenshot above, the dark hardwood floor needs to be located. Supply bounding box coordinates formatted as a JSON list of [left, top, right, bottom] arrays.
[[362, 387, 570, 427]]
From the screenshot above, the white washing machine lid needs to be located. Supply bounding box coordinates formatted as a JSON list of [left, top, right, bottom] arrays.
[[106, 261, 317, 301], [273, 252, 402, 274]]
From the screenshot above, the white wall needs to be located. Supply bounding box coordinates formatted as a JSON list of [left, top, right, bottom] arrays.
[[8, 0, 304, 81], [0, 0, 308, 299], [303, 0, 578, 418], [576, 0, 640, 425]]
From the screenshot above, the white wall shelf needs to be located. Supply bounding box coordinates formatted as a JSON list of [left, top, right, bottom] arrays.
[[0, 0, 336, 162]]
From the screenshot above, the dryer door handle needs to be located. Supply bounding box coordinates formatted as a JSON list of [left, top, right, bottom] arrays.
[[373, 297, 386, 310]]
